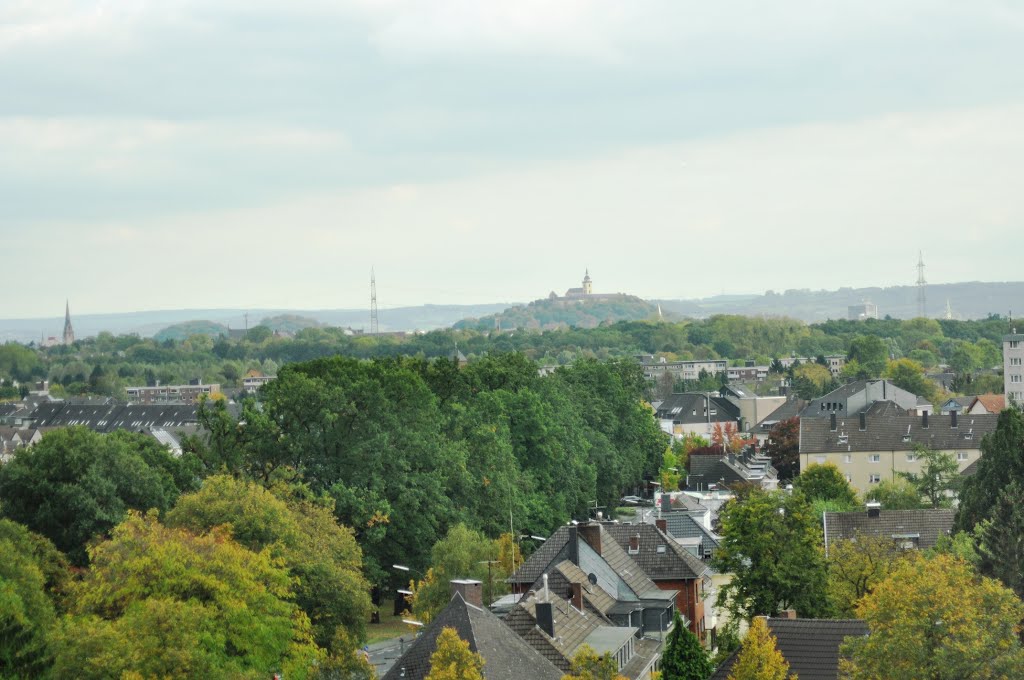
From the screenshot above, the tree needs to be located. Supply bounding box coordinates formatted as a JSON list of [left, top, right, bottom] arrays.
[[165, 475, 372, 651], [726, 617, 790, 680], [0, 427, 197, 564], [792, 463, 857, 507], [957, 408, 1024, 532], [762, 417, 800, 482], [883, 358, 939, 405], [410, 524, 511, 624], [660, 610, 712, 680], [712, 422, 744, 454], [847, 335, 888, 377], [976, 481, 1024, 598], [791, 363, 834, 400], [826, 533, 906, 616], [424, 627, 485, 680], [713, 489, 830, 620], [840, 553, 1024, 680], [897, 446, 960, 509], [562, 644, 627, 680], [660, 444, 683, 492], [49, 511, 321, 680], [864, 478, 921, 509]]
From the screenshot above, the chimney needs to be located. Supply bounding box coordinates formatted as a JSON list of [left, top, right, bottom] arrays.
[[536, 602, 555, 638], [578, 524, 602, 556], [450, 579, 483, 607], [859, 412, 866, 431], [779, 609, 797, 619], [866, 501, 881, 519], [922, 411, 929, 429], [655, 518, 668, 534], [951, 411, 958, 428], [661, 493, 672, 512], [568, 527, 579, 565], [830, 413, 837, 431], [569, 582, 583, 611]]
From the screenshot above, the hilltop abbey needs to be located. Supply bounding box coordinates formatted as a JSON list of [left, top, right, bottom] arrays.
[[549, 270, 623, 301]]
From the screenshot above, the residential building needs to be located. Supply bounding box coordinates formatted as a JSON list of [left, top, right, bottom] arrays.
[[725, 365, 769, 382], [848, 301, 878, 321], [823, 506, 955, 556], [801, 380, 920, 419], [940, 394, 1006, 415], [686, 449, 779, 492], [654, 393, 740, 438], [1003, 331, 1024, 404], [0, 427, 52, 463], [241, 371, 275, 393], [639, 357, 729, 383], [778, 356, 847, 378], [799, 410, 998, 493], [710, 616, 869, 680], [382, 582, 562, 680], [719, 384, 785, 433], [755, 397, 807, 436], [126, 381, 221, 404]]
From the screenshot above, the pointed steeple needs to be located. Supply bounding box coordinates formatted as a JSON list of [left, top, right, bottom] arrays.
[[62, 300, 74, 345]]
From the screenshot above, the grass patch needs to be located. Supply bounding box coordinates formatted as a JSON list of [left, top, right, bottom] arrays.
[[366, 599, 415, 645]]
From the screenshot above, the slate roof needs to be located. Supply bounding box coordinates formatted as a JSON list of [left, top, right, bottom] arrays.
[[543, 560, 617, 615], [687, 450, 777, 490], [861, 400, 909, 417], [757, 398, 806, 429], [823, 508, 955, 553], [510, 526, 573, 586], [505, 594, 612, 671], [381, 593, 562, 680], [25, 401, 230, 433], [602, 523, 708, 581], [657, 512, 721, 559], [711, 618, 869, 680], [0, 403, 20, 417], [655, 393, 740, 424], [800, 412, 997, 454]]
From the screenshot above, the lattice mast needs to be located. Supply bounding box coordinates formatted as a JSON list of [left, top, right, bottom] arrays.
[[370, 268, 379, 335], [916, 251, 927, 318]]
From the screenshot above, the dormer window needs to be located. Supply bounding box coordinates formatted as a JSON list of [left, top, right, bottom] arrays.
[[838, 435, 848, 444], [902, 435, 911, 443], [656, 545, 667, 554]]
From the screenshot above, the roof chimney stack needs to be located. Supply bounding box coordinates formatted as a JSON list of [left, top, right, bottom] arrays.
[[569, 582, 583, 611], [449, 580, 483, 607], [951, 411, 958, 429], [536, 601, 555, 638], [866, 501, 882, 519], [830, 413, 837, 431], [655, 518, 668, 534], [578, 524, 602, 556], [922, 411, 929, 429], [859, 412, 866, 431]]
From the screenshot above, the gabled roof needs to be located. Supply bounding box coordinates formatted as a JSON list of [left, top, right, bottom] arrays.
[[541, 560, 617, 615], [800, 412, 997, 454], [505, 593, 612, 671], [657, 512, 720, 558], [973, 394, 1006, 413], [823, 508, 955, 553], [602, 523, 708, 581], [711, 618, 869, 680], [382, 593, 562, 680], [654, 393, 740, 424], [510, 526, 573, 585], [757, 398, 807, 428]]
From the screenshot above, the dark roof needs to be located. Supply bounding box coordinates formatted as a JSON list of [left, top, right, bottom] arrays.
[[510, 526, 573, 585], [505, 594, 610, 671], [758, 398, 807, 428], [0, 403, 21, 417], [602, 524, 708, 581], [800, 412, 998, 454], [658, 512, 720, 558], [655, 393, 740, 424], [381, 593, 562, 680], [862, 400, 909, 417], [711, 618, 869, 680], [960, 458, 980, 477], [823, 508, 955, 552], [25, 401, 230, 433]]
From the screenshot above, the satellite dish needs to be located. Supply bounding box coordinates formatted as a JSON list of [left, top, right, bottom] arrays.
[[587, 573, 598, 586]]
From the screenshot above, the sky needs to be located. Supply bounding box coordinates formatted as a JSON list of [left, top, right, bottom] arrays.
[[2, 0, 1023, 317]]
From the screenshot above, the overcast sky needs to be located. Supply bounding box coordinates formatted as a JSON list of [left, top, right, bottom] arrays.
[[2, 1, 1023, 317]]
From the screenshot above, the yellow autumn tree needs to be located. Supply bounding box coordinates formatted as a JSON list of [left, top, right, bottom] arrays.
[[424, 627, 485, 680], [727, 617, 792, 680], [562, 644, 627, 680]]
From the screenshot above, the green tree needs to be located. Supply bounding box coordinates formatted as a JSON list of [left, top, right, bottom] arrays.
[[713, 488, 830, 619], [424, 627, 485, 680], [883, 358, 939, 404], [791, 363, 835, 400], [726, 617, 790, 680], [898, 446, 960, 509], [0, 521, 61, 677], [864, 477, 922, 510], [957, 408, 1024, 532], [50, 511, 321, 679], [793, 463, 857, 507], [562, 644, 627, 680], [840, 553, 1024, 680], [660, 610, 712, 680], [165, 475, 372, 651], [976, 481, 1024, 599], [826, 533, 906, 616], [0, 427, 197, 564], [847, 335, 889, 377]]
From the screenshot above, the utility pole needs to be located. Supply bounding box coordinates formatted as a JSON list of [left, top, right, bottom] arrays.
[[916, 251, 927, 318], [370, 268, 379, 335]]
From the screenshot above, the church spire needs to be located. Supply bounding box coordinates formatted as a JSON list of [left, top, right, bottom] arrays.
[[62, 300, 75, 345]]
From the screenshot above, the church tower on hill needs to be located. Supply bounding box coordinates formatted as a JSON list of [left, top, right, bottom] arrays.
[[62, 300, 75, 345], [582, 269, 592, 295]]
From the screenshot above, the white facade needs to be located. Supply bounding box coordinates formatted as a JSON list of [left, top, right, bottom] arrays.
[[1005, 333, 1024, 404]]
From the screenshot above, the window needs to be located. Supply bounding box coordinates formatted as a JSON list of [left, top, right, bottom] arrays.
[[844, 454, 852, 463], [957, 452, 969, 461], [838, 435, 848, 444], [906, 453, 916, 462], [1012, 375, 1022, 384], [869, 474, 881, 483], [1012, 357, 1022, 366], [1011, 341, 1020, 349], [869, 454, 880, 463], [656, 545, 667, 554], [845, 474, 852, 483]]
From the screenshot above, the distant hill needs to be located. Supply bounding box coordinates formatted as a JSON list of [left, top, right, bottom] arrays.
[[455, 294, 662, 331], [153, 320, 230, 342], [259, 314, 322, 333], [656, 281, 1024, 323]]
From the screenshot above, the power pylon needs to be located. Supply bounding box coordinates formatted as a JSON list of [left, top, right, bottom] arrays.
[[916, 251, 927, 318], [370, 268, 379, 335]]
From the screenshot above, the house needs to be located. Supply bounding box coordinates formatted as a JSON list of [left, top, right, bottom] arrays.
[[823, 506, 955, 556], [0, 427, 51, 463], [778, 356, 847, 378], [719, 384, 785, 434], [755, 397, 807, 436], [603, 523, 711, 642], [639, 358, 729, 383], [654, 393, 740, 438], [1004, 331, 1024, 404], [725, 366, 769, 383], [799, 410, 997, 493], [801, 380, 920, 419], [241, 371, 275, 394], [687, 449, 779, 492], [970, 393, 1006, 414], [382, 581, 562, 680], [710, 616, 869, 680], [507, 523, 678, 678], [125, 381, 221, 404]]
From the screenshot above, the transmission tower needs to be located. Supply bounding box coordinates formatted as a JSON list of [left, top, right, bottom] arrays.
[[916, 251, 927, 318], [370, 268, 379, 335]]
